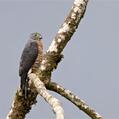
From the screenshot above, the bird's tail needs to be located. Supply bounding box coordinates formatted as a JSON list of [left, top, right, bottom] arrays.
[[20, 73, 29, 99]]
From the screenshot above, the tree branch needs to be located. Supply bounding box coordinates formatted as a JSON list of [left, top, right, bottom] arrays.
[[48, 0, 88, 54], [39, 0, 89, 79], [46, 82, 103, 119], [7, 0, 89, 119], [29, 73, 64, 119]]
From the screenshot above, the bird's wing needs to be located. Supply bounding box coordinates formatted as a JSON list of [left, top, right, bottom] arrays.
[[19, 41, 38, 76]]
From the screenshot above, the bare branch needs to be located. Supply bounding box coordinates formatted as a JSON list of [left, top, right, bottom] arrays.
[[29, 73, 64, 119], [47, 82, 103, 119], [39, 0, 89, 78], [47, 0, 88, 53], [7, 0, 89, 118]]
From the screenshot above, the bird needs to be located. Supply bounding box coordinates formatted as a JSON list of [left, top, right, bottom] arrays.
[[19, 32, 43, 99]]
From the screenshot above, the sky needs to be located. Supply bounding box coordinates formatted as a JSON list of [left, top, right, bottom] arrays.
[[0, 0, 119, 119]]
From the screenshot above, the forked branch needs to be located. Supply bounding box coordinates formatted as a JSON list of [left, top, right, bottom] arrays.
[[6, 1, 102, 119]]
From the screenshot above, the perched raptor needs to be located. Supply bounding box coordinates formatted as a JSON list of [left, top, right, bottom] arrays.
[[19, 32, 43, 98]]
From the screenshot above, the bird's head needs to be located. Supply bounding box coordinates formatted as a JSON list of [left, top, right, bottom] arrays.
[[30, 32, 42, 41]]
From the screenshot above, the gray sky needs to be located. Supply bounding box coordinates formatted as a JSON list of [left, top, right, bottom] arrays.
[[0, 0, 119, 119]]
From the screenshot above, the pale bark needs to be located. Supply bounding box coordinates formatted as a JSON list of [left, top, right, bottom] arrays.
[[47, 82, 103, 119], [29, 73, 64, 119]]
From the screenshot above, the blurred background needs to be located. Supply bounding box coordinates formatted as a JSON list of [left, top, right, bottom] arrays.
[[0, 0, 119, 119]]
